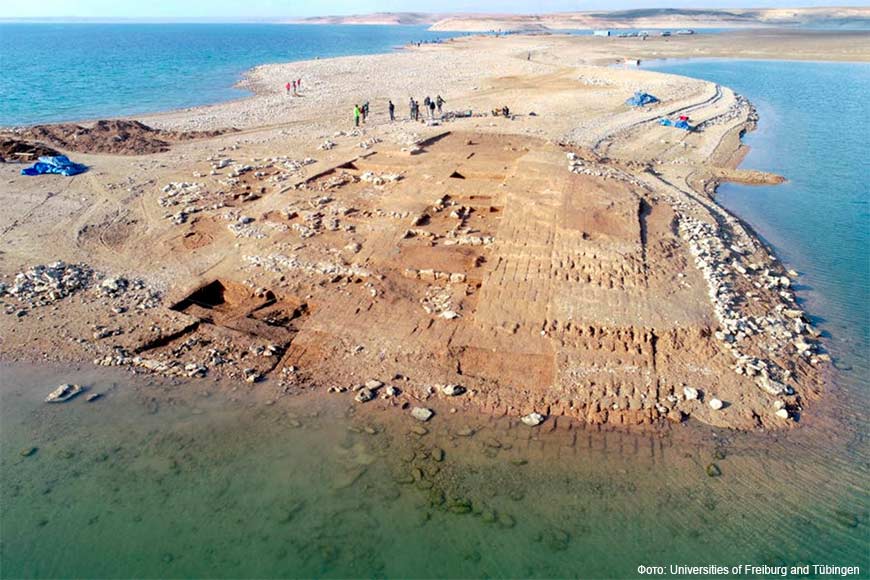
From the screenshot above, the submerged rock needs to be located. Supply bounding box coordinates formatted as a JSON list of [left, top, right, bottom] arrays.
[[834, 510, 860, 529], [45, 384, 84, 403], [394, 473, 415, 485], [447, 497, 472, 514], [20, 447, 38, 457], [706, 463, 722, 477], [410, 425, 429, 436], [538, 527, 571, 551]]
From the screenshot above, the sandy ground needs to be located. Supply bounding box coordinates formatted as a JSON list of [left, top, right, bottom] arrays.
[[2, 31, 862, 430]]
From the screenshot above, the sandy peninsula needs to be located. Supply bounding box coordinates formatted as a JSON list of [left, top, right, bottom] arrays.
[[2, 30, 867, 431]]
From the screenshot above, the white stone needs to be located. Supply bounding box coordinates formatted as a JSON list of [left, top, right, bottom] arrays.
[[411, 407, 434, 422], [683, 386, 699, 400], [355, 388, 375, 403], [521, 412, 545, 427], [709, 398, 723, 410], [775, 408, 790, 420], [441, 384, 465, 396], [757, 376, 787, 396]]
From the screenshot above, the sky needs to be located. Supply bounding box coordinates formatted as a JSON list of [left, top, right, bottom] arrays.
[[1, 0, 864, 20]]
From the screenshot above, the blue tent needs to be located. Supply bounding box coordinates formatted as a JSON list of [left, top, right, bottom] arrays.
[[21, 155, 88, 177], [626, 91, 659, 107], [659, 118, 693, 131]]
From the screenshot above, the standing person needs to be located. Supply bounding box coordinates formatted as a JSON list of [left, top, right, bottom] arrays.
[[428, 99, 436, 119], [297, 78, 302, 89], [292, 80, 297, 95], [436, 95, 445, 115], [362, 101, 369, 123], [388, 100, 395, 122], [354, 104, 361, 127], [409, 97, 415, 120], [423, 96, 431, 111], [285, 82, 291, 94]]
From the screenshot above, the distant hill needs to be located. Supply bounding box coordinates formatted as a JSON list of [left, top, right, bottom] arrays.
[[429, 7, 870, 31], [285, 7, 870, 31], [284, 12, 441, 26]]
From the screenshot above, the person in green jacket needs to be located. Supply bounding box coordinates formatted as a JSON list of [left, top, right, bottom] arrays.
[[354, 104, 361, 127]]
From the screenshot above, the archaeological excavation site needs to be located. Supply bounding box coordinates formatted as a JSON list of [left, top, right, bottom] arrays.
[[1, 128, 826, 432], [0, 37, 831, 433]]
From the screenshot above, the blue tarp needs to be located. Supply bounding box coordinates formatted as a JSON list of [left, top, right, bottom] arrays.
[[659, 118, 692, 131], [21, 155, 88, 177], [626, 91, 659, 107]]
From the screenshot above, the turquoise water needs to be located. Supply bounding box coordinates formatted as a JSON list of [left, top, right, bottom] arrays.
[[647, 59, 870, 383], [0, 24, 457, 126], [2, 363, 868, 578]]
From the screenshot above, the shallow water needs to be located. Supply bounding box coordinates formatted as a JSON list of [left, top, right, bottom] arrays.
[[0, 23, 458, 126], [2, 60, 869, 578], [1, 362, 868, 579]]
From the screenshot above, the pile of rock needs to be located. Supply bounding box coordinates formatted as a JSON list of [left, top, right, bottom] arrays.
[[360, 171, 402, 186], [675, 210, 818, 396], [225, 213, 266, 239], [358, 136, 381, 150], [420, 286, 457, 318], [245, 254, 370, 280], [158, 182, 217, 224], [696, 94, 755, 131], [2, 261, 95, 311], [442, 234, 494, 247], [403, 268, 466, 284], [566, 152, 649, 189]]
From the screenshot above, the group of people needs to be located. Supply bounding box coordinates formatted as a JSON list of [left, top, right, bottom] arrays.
[[284, 78, 302, 95], [408, 95, 446, 121], [352, 95, 447, 127], [353, 102, 370, 127]]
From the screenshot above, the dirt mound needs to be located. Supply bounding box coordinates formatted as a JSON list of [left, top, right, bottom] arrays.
[[0, 138, 60, 163], [10, 120, 235, 156]]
